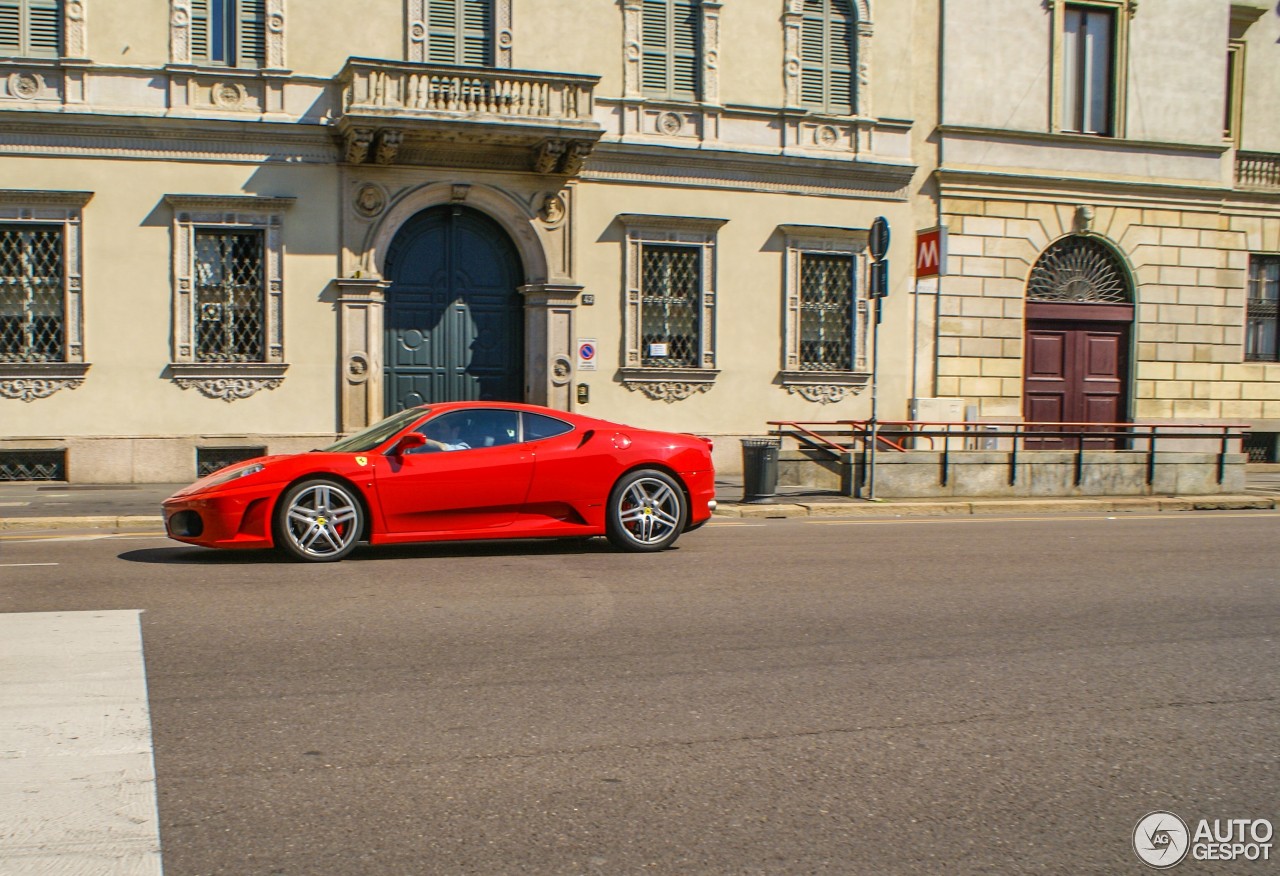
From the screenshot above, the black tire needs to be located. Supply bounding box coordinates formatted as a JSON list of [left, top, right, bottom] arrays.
[[605, 469, 688, 552], [273, 478, 364, 563]]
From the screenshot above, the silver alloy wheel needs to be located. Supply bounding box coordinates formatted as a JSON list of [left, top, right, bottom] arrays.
[[282, 482, 361, 559], [615, 476, 682, 546]]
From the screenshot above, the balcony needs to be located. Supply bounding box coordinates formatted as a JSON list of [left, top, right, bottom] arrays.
[[335, 58, 602, 174], [1236, 151, 1280, 190]]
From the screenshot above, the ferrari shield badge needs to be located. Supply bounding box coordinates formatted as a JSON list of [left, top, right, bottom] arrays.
[[355, 456, 368, 466]]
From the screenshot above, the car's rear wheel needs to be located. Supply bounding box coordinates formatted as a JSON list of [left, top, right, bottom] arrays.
[[605, 469, 687, 552], [274, 478, 363, 562]]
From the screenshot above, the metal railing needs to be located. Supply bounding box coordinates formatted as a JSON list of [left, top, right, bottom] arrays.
[[768, 419, 1250, 488], [1236, 152, 1280, 190]]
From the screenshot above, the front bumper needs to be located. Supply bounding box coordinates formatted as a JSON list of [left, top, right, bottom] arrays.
[[163, 486, 278, 549]]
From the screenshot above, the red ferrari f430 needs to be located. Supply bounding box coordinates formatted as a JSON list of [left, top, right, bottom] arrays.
[[164, 402, 717, 562]]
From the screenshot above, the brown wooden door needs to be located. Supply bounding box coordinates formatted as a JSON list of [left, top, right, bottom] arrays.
[[1024, 312, 1130, 449]]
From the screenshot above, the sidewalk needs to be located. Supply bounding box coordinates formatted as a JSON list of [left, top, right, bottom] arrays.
[[1, 473, 1278, 533]]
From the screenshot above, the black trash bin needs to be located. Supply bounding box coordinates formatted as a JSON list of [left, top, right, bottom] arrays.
[[740, 438, 780, 503]]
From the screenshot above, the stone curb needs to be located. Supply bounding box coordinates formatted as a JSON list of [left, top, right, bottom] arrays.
[[2, 496, 1275, 532], [714, 495, 1278, 518], [0, 515, 164, 533]]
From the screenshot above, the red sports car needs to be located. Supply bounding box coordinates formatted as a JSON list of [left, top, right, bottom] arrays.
[[163, 402, 717, 562]]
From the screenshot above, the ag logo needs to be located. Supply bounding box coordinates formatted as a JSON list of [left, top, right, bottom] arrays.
[[1134, 811, 1190, 869]]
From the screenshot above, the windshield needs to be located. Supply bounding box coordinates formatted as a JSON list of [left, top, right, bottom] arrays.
[[322, 408, 429, 453]]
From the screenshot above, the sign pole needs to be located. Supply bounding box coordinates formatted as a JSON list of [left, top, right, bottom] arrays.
[[866, 217, 890, 501]]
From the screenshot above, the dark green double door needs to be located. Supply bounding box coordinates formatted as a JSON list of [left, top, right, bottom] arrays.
[[384, 205, 524, 413]]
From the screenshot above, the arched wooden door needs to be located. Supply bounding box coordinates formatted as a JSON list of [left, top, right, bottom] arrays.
[[383, 205, 524, 413], [1023, 236, 1134, 449]]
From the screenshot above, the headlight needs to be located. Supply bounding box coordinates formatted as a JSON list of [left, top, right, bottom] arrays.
[[202, 462, 265, 489]]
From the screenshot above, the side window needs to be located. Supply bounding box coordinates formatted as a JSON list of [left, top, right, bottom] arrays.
[[415, 409, 519, 451], [522, 412, 574, 442]]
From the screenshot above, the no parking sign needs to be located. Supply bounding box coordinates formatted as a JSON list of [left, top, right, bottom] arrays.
[[577, 339, 597, 371]]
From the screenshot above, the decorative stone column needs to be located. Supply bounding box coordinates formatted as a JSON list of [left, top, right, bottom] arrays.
[[335, 277, 389, 433], [519, 283, 582, 411]]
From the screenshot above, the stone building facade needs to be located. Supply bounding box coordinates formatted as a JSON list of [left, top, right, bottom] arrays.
[[0, 1, 1276, 482]]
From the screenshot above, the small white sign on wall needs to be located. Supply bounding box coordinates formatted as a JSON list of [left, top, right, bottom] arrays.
[[647, 342, 669, 358], [577, 339, 597, 371]]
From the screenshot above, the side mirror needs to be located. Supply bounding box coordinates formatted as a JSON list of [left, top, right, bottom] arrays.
[[393, 432, 427, 455]]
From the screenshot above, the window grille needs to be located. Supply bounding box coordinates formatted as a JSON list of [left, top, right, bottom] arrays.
[[0, 224, 64, 362], [799, 253, 854, 371], [1244, 432, 1277, 464], [1246, 255, 1280, 362], [641, 0, 700, 99], [640, 244, 700, 368], [189, 0, 265, 67], [0, 449, 65, 481], [0, 0, 60, 58], [197, 446, 265, 478], [194, 229, 265, 363], [799, 0, 856, 115], [1027, 236, 1131, 304], [427, 0, 493, 66]]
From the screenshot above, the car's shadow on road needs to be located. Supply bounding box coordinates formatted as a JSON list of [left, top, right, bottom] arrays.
[[117, 537, 633, 565]]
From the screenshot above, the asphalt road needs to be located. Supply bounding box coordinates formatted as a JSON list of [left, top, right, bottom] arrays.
[[2, 512, 1278, 875]]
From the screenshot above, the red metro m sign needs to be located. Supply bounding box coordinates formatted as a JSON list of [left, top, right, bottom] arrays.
[[915, 226, 948, 279]]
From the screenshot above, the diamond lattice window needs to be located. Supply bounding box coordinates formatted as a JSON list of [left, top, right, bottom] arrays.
[[1027, 236, 1131, 304], [640, 244, 700, 368], [194, 229, 265, 363], [799, 253, 854, 371], [0, 225, 64, 363]]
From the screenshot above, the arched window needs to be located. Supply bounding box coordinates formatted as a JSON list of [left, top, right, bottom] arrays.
[[799, 0, 856, 115], [1027, 236, 1131, 304], [641, 0, 701, 100], [427, 0, 494, 67]]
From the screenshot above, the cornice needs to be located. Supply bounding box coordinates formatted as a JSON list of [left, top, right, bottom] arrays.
[[617, 214, 730, 233], [164, 194, 297, 212], [0, 189, 93, 208], [938, 124, 1229, 157], [587, 142, 914, 201], [936, 168, 1241, 210], [0, 113, 338, 164]]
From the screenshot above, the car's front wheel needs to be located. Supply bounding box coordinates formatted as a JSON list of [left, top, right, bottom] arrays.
[[274, 478, 363, 562], [605, 469, 688, 552]]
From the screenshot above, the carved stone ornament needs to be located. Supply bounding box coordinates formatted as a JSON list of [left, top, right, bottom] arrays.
[[375, 129, 403, 165], [815, 125, 839, 147], [785, 383, 866, 404], [354, 183, 387, 219], [551, 356, 572, 385], [8, 72, 41, 100], [0, 377, 84, 402], [175, 376, 284, 402], [657, 112, 683, 136], [211, 81, 247, 110], [625, 381, 714, 403], [540, 193, 566, 226], [345, 128, 374, 164], [347, 353, 370, 383], [560, 141, 591, 175], [532, 140, 566, 174]]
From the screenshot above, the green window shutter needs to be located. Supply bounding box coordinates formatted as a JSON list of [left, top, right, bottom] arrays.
[[800, 0, 856, 114], [670, 0, 699, 98], [236, 0, 265, 67], [640, 0, 669, 94], [427, 0, 458, 64], [427, 0, 492, 66], [190, 0, 210, 61], [26, 0, 59, 57], [461, 0, 492, 66], [642, 0, 700, 99], [0, 2, 22, 55]]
